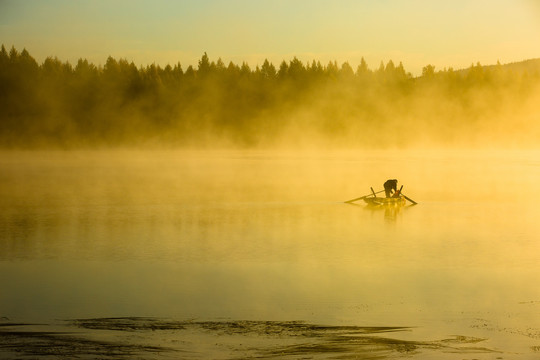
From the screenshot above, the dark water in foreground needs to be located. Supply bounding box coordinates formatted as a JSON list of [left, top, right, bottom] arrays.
[[1, 150, 539, 359]]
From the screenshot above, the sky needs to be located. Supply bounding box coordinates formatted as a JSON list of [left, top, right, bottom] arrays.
[[1, 0, 540, 75]]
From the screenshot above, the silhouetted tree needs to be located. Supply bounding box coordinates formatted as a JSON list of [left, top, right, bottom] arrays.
[[422, 64, 436, 78], [198, 52, 211, 76], [260, 59, 276, 79], [277, 60, 289, 79], [1, 45, 539, 148]]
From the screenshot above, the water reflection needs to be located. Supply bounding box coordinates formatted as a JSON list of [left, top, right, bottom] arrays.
[[345, 201, 417, 222], [382, 204, 401, 222]]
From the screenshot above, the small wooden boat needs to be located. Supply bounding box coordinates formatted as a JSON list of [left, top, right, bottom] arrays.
[[345, 185, 417, 206], [363, 195, 406, 206]]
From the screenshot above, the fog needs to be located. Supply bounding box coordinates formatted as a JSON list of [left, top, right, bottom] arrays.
[[2, 148, 539, 261], [2, 46, 540, 358], [1, 46, 539, 150], [1, 149, 539, 358]]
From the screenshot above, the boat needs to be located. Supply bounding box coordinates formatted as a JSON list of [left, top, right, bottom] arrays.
[[345, 186, 417, 206], [363, 195, 406, 206]]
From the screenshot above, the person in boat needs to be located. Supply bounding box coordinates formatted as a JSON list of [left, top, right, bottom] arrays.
[[383, 179, 398, 198]]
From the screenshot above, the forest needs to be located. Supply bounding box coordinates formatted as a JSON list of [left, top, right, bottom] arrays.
[[1, 45, 539, 148]]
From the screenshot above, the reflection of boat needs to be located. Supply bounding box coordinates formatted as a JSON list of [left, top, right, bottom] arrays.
[[363, 195, 406, 206]]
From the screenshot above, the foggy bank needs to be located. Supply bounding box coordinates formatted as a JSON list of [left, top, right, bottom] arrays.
[[1, 46, 539, 150]]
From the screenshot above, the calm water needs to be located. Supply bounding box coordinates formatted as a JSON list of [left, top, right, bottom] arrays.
[[1, 149, 539, 359]]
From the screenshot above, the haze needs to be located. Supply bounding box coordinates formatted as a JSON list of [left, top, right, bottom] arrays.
[[2, 2, 540, 358], [2, 1, 540, 149]]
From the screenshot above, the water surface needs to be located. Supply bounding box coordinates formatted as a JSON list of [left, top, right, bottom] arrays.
[[1, 149, 539, 359]]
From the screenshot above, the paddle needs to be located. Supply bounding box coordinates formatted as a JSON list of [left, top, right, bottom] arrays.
[[345, 190, 385, 203], [396, 185, 417, 205], [401, 193, 417, 205]]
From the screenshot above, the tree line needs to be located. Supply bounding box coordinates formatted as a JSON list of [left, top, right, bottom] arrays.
[[1, 45, 539, 148]]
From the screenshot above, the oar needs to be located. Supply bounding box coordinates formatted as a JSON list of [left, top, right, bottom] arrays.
[[345, 190, 385, 203], [396, 185, 417, 205], [401, 193, 417, 205]]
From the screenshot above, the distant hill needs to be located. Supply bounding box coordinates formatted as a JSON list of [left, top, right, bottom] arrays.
[[452, 58, 540, 77]]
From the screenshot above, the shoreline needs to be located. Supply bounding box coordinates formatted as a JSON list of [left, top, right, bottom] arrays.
[[3, 317, 536, 359]]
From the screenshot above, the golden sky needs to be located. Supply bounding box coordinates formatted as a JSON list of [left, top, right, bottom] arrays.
[[1, 0, 539, 74]]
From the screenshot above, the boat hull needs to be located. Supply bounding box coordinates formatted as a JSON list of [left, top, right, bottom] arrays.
[[363, 196, 406, 206]]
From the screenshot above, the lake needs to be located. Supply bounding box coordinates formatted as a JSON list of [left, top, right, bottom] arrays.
[[1, 149, 539, 359]]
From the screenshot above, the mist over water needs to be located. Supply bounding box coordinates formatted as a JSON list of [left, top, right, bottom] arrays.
[[3, 2, 540, 355], [2, 44, 540, 360], [1, 149, 539, 358]]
